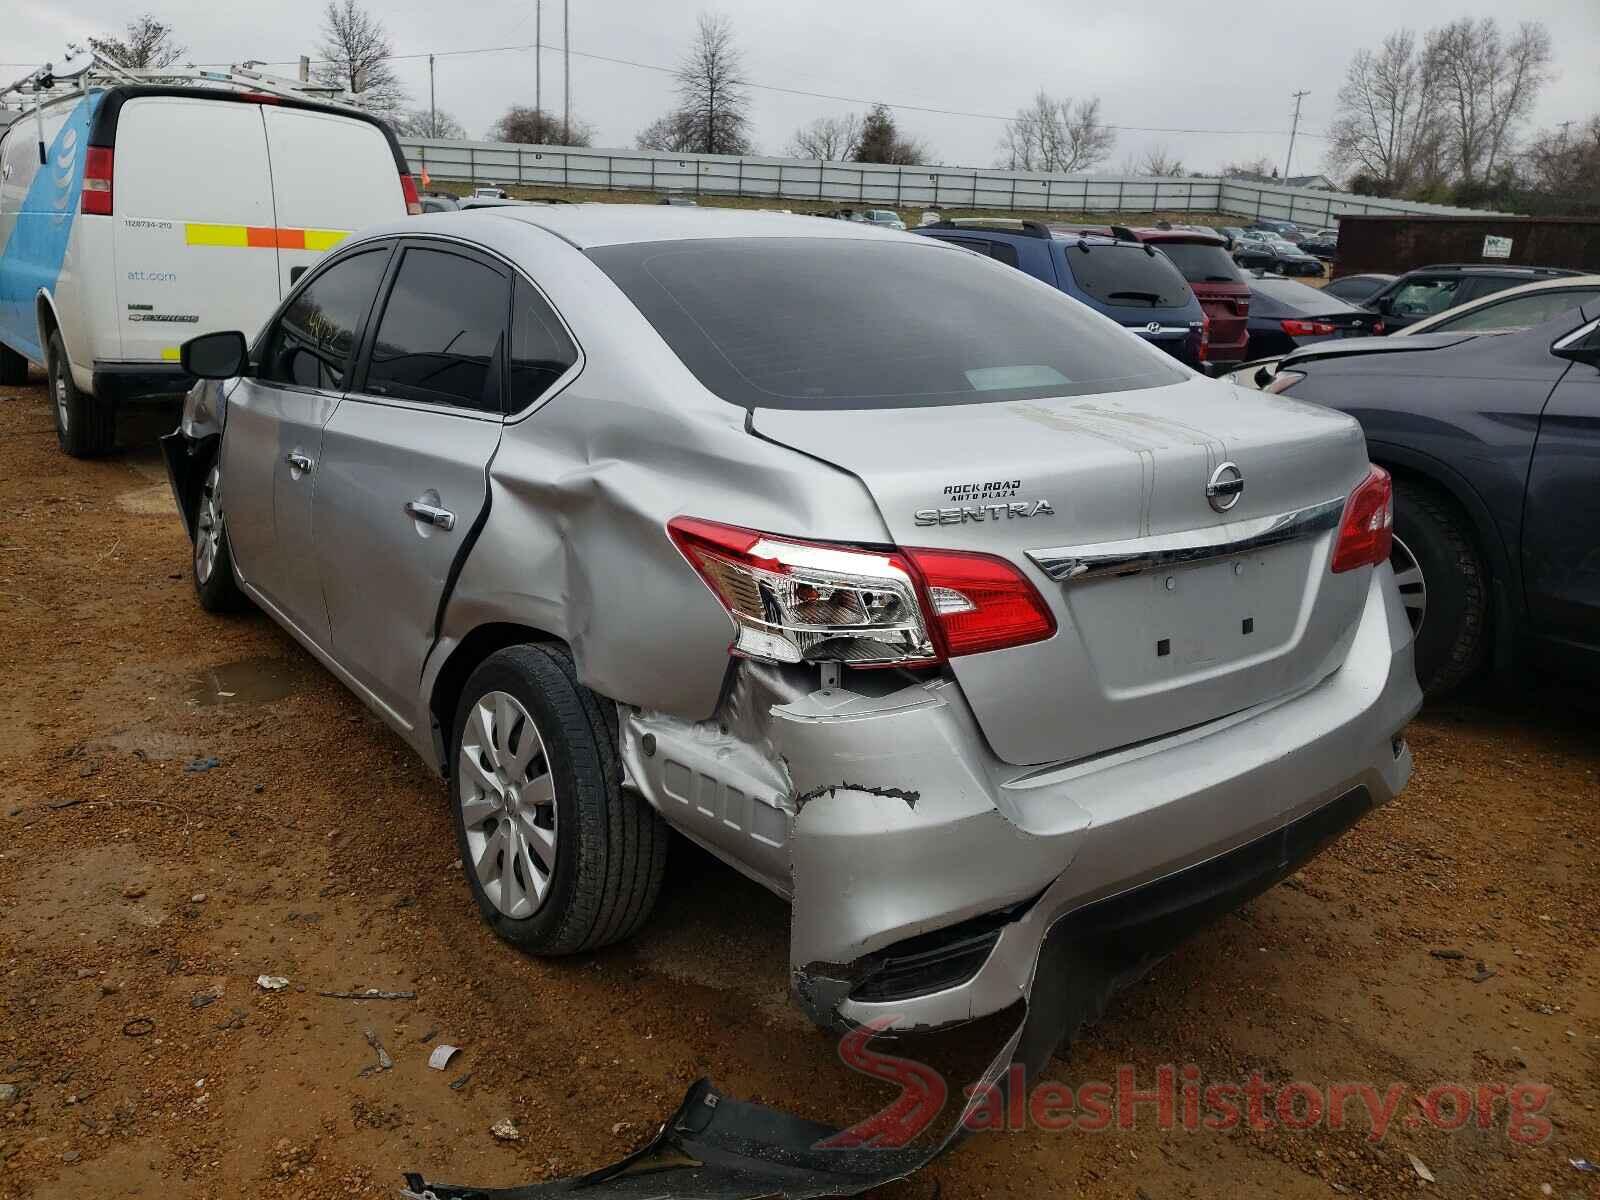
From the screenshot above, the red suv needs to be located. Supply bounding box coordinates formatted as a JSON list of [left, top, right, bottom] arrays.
[[1118, 227, 1251, 365]]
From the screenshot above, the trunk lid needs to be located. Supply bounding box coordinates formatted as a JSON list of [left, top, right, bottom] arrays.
[[752, 376, 1373, 766]]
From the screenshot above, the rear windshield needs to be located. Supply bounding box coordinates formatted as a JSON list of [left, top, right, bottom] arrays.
[[1056, 243, 1192, 308], [1250, 276, 1364, 315], [588, 238, 1186, 410], [1151, 242, 1242, 285]]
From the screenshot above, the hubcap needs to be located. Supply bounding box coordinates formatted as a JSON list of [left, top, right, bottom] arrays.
[[195, 464, 222, 584], [457, 690, 557, 919], [53, 366, 68, 431], [1389, 535, 1426, 637]]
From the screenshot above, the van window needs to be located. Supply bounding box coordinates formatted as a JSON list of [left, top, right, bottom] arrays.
[[259, 248, 388, 390], [509, 276, 578, 410], [365, 248, 508, 413], [1153, 242, 1242, 284]]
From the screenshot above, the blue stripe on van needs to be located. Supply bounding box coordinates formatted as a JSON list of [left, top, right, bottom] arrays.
[[0, 94, 102, 364]]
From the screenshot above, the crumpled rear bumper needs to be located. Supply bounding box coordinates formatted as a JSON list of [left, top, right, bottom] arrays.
[[787, 565, 1419, 1031]]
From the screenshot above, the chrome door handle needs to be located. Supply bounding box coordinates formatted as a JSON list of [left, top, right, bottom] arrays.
[[404, 499, 456, 531], [285, 450, 313, 472]]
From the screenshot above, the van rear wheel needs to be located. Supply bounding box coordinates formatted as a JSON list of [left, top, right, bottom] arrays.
[[47, 331, 116, 457], [0, 343, 27, 386]]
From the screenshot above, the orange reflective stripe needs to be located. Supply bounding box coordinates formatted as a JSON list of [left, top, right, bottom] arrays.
[[186, 223, 348, 250]]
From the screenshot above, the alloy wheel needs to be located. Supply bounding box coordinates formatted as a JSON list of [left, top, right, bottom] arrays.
[[457, 691, 558, 919], [195, 463, 222, 584], [1389, 534, 1426, 637]]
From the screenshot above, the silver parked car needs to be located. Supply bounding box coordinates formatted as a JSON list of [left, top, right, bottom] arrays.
[[163, 205, 1420, 1035]]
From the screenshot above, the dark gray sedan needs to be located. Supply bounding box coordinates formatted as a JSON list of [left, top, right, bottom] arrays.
[[1245, 305, 1600, 695]]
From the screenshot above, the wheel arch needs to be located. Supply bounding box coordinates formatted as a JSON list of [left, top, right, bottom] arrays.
[[426, 623, 567, 775], [1367, 441, 1518, 617], [35, 290, 68, 364]]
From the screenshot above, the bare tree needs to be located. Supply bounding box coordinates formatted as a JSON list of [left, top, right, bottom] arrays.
[[1327, 30, 1439, 193], [315, 0, 407, 115], [787, 114, 861, 161], [395, 108, 465, 139], [1426, 18, 1552, 185], [1135, 144, 1185, 176], [1218, 155, 1279, 179], [660, 12, 753, 155], [997, 91, 1115, 173], [1523, 114, 1600, 205], [88, 14, 186, 69], [853, 104, 929, 165], [486, 105, 594, 147], [635, 111, 701, 153]]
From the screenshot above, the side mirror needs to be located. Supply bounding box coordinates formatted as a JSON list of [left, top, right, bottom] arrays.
[[181, 331, 250, 380], [1553, 320, 1600, 366], [1371, 295, 1393, 316]]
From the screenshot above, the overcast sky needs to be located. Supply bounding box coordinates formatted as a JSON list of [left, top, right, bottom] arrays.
[[9, 0, 1600, 174]]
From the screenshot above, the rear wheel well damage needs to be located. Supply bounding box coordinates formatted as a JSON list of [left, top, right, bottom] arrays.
[[427, 623, 563, 773]]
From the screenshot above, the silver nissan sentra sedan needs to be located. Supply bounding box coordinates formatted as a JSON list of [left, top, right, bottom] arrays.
[[163, 204, 1420, 1036]]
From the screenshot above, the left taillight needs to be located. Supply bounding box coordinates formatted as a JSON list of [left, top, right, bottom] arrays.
[[400, 172, 422, 216], [666, 517, 1055, 668], [1281, 318, 1336, 337], [1330, 465, 1394, 573], [81, 146, 113, 215]]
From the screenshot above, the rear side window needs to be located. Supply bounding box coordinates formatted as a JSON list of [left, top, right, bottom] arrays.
[[1058, 244, 1191, 308], [365, 247, 508, 412], [509, 276, 579, 409], [936, 236, 1019, 268], [259, 248, 389, 390], [589, 238, 1186, 410], [1153, 242, 1242, 284], [1431, 289, 1600, 333]]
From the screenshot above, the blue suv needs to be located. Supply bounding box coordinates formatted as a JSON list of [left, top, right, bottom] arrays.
[[914, 220, 1209, 366]]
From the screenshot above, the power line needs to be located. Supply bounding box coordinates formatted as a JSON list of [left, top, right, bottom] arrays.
[[3, 42, 1329, 139]]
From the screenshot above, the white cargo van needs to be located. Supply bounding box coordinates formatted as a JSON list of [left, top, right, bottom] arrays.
[[0, 83, 419, 455]]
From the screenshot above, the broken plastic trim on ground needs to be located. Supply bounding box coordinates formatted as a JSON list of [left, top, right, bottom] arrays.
[[401, 786, 1371, 1199]]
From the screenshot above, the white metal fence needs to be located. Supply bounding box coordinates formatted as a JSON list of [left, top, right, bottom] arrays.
[[398, 137, 1500, 226]]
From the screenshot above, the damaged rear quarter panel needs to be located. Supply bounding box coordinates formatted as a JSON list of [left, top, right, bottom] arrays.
[[428, 228, 895, 725]]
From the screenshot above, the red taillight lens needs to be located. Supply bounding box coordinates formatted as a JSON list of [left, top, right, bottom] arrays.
[[400, 172, 422, 216], [1281, 318, 1336, 337], [1197, 317, 1211, 362], [1331, 465, 1394, 573], [666, 517, 1055, 667], [903, 547, 1056, 657], [81, 146, 113, 215]]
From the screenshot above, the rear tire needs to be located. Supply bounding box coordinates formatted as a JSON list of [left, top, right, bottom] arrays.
[[47, 330, 116, 457], [1392, 478, 1488, 696], [0, 342, 27, 386], [192, 458, 249, 613], [449, 643, 667, 956]]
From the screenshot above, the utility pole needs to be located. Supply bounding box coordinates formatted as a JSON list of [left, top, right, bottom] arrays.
[[562, 0, 570, 145], [1284, 89, 1309, 180], [428, 54, 436, 138], [535, 0, 541, 118]]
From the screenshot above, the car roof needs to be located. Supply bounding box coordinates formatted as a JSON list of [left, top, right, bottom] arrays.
[[1399, 273, 1600, 334], [441, 202, 911, 248], [1397, 263, 1582, 278]]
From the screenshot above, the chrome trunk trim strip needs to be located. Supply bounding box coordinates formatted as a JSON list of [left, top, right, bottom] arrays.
[[1027, 497, 1345, 583]]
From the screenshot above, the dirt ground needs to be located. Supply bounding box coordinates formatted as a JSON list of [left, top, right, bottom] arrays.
[[0, 374, 1595, 1200]]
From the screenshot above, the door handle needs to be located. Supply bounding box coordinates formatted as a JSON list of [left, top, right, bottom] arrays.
[[405, 499, 456, 531], [285, 450, 313, 473]]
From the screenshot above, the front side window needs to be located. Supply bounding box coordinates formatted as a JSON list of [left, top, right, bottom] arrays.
[[508, 276, 579, 410], [589, 237, 1185, 410], [258, 248, 389, 391], [1388, 277, 1461, 317], [365, 247, 509, 412]]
